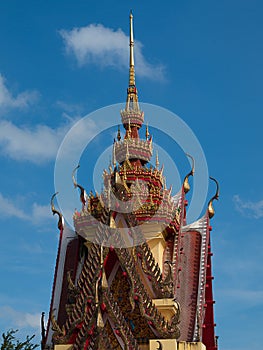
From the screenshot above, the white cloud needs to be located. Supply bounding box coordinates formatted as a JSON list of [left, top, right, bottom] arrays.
[[0, 193, 53, 225], [31, 203, 52, 224], [0, 193, 29, 220], [233, 194, 263, 219], [60, 24, 165, 80], [0, 306, 40, 329], [56, 100, 83, 115], [0, 120, 70, 164], [0, 74, 38, 110], [32, 203, 50, 219], [0, 114, 99, 164]]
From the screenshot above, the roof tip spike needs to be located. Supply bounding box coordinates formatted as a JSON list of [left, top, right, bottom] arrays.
[[124, 10, 141, 113], [112, 142, 116, 167], [145, 122, 149, 140], [155, 151, 159, 169], [129, 10, 135, 85]]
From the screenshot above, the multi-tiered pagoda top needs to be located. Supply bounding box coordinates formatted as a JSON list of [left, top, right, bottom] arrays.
[[43, 12, 219, 350]]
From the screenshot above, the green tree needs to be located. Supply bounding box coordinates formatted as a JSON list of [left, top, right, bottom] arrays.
[[0, 330, 38, 350]]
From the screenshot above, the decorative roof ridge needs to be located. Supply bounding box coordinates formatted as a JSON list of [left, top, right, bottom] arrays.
[[137, 243, 166, 297], [73, 309, 98, 349], [87, 327, 114, 350], [72, 247, 109, 350], [115, 137, 153, 164], [103, 291, 141, 349], [64, 244, 101, 334], [112, 242, 180, 339], [134, 284, 180, 339]]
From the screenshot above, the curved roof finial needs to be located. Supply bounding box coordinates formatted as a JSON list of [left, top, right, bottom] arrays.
[[208, 177, 219, 218], [72, 165, 87, 206], [50, 192, 64, 230], [183, 153, 195, 194]]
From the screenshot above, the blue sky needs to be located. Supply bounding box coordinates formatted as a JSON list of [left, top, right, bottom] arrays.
[[0, 1, 262, 349]]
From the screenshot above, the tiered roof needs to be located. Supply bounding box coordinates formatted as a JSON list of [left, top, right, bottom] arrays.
[[43, 12, 219, 350]]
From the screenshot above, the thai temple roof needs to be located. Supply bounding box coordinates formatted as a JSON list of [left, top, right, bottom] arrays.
[[43, 12, 219, 350]]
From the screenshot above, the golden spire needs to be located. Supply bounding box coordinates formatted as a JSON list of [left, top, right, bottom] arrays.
[[129, 10, 135, 87], [125, 10, 140, 112]]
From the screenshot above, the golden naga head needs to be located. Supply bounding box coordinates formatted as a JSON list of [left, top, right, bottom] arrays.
[[208, 177, 219, 219], [183, 153, 195, 194]]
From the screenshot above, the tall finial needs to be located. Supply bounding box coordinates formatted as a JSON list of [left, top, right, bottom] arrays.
[[129, 10, 135, 87], [124, 11, 140, 112], [145, 123, 149, 140], [156, 151, 160, 169], [122, 11, 142, 120], [112, 141, 116, 167]]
